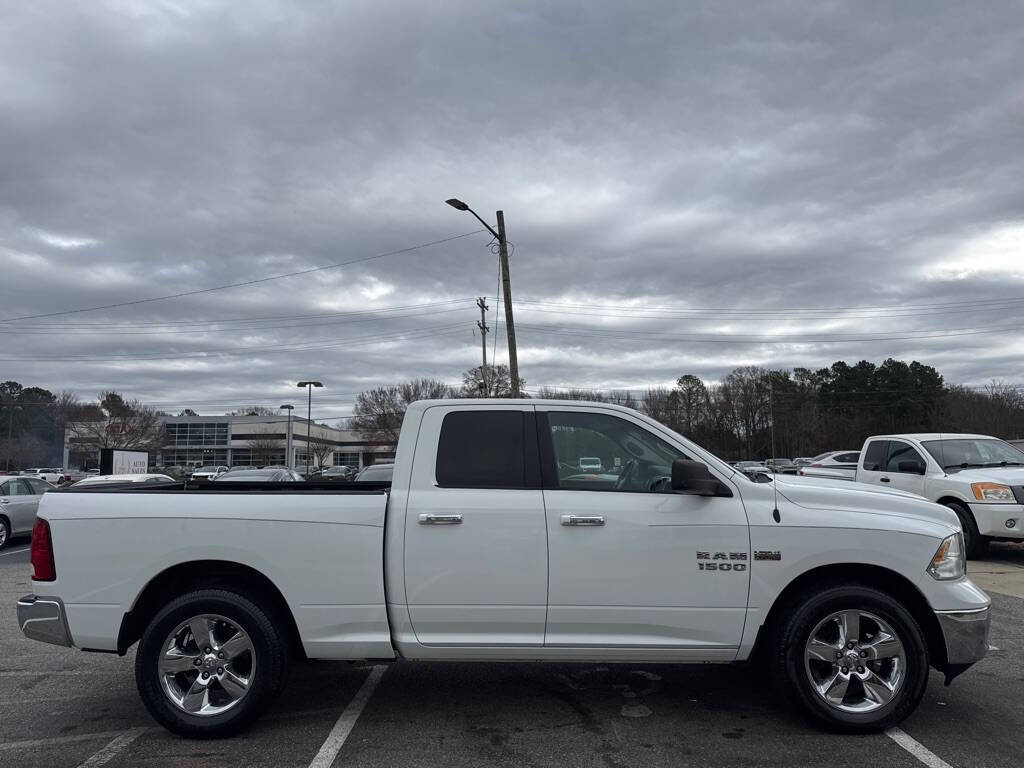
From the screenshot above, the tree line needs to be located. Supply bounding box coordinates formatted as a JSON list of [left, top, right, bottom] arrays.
[[350, 359, 1024, 460]]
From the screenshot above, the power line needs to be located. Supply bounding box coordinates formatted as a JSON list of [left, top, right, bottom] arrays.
[[0, 298, 475, 330], [0, 230, 485, 322], [516, 293, 1024, 315], [511, 321, 1022, 345], [0, 305, 474, 337], [0, 321, 472, 362]]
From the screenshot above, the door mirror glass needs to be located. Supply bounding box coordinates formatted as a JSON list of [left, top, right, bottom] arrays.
[[671, 459, 733, 497]]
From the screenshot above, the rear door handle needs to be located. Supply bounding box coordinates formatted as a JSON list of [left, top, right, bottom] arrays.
[[561, 514, 605, 526], [418, 513, 463, 525], [879, 476, 890, 483]]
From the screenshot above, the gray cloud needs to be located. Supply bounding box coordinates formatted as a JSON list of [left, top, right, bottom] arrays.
[[2, 0, 1024, 418]]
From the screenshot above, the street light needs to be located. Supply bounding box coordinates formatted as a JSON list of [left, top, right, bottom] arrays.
[[296, 381, 322, 471], [445, 198, 520, 397], [279, 404, 294, 468]]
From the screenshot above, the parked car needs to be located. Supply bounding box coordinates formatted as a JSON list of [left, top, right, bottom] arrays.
[[215, 468, 304, 482], [577, 456, 604, 472], [18, 400, 988, 737], [793, 457, 814, 467], [354, 463, 394, 483], [0, 475, 53, 548], [71, 474, 176, 488], [855, 432, 1024, 557], [190, 465, 228, 481], [319, 465, 356, 481], [22, 467, 68, 484], [764, 458, 798, 474], [799, 451, 860, 481]]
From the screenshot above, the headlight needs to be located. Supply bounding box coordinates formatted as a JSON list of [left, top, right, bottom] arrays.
[[971, 482, 1015, 502], [927, 533, 965, 580]]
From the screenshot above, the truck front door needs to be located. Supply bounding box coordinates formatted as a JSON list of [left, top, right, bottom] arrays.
[[402, 405, 548, 646], [537, 408, 750, 654]]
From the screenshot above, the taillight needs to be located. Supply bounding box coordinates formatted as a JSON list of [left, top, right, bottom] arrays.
[[810, 463, 823, 467], [31, 518, 56, 581]]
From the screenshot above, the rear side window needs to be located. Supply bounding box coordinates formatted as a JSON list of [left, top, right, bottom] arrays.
[[862, 441, 888, 471], [435, 410, 538, 489]]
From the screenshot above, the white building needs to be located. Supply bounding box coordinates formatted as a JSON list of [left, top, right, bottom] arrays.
[[67, 414, 395, 470]]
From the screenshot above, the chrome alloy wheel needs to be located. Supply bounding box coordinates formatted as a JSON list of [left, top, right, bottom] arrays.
[[158, 613, 256, 716], [803, 609, 905, 714]]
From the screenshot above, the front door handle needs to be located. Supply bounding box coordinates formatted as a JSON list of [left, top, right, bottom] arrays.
[[879, 476, 890, 483], [561, 514, 605, 526], [418, 513, 463, 525]]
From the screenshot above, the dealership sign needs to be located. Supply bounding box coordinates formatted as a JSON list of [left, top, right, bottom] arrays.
[[99, 448, 149, 475]]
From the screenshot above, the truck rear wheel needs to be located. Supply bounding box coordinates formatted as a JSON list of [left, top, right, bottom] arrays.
[[135, 589, 288, 738], [773, 583, 928, 732], [943, 501, 988, 559]]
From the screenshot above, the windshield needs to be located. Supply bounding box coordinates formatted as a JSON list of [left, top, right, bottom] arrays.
[[921, 438, 1024, 470]]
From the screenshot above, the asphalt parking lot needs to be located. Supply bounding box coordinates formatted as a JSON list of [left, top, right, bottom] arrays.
[[2, 540, 1022, 768]]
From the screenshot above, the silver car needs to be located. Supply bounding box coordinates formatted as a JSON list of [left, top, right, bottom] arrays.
[[0, 475, 54, 548], [798, 450, 860, 481]]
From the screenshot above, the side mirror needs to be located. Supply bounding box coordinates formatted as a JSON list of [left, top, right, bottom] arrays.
[[672, 459, 733, 497], [897, 460, 926, 475]]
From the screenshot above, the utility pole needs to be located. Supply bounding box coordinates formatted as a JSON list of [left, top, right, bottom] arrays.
[[476, 297, 489, 396], [495, 211, 520, 398], [445, 199, 521, 398]]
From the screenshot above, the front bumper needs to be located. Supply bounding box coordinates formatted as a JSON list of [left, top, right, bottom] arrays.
[[935, 606, 990, 681], [17, 594, 73, 647], [968, 502, 1024, 538]]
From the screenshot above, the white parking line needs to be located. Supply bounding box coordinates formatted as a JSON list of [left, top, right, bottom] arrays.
[[308, 665, 387, 768], [75, 728, 146, 768], [0, 730, 138, 752], [886, 728, 955, 768], [0, 546, 30, 557]]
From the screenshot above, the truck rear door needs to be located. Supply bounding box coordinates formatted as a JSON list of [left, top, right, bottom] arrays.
[[402, 404, 547, 646]]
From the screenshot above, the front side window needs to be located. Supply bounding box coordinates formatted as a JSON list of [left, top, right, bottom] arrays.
[[886, 441, 926, 473], [435, 410, 534, 488], [545, 411, 688, 492]]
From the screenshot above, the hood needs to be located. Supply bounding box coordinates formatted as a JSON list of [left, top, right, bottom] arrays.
[[942, 466, 1024, 484], [773, 474, 959, 531]]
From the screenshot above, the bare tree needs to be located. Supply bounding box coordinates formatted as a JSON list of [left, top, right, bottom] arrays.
[[70, 392, 166, 454], [461, 365, 524, 398], [351, 378, 456, 441], [228, 406, 277, 416], [309, 438, 334, 469]]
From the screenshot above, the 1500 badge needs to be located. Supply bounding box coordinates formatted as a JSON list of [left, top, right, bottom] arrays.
[[696, 551, 748, 571]]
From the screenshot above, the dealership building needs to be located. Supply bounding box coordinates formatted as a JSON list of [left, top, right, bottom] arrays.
[[66, 414, 395, 470]]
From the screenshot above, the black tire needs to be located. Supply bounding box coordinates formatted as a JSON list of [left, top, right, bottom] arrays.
[[772, 582, 928, 733], [944, 501, 988, 559], [135, 589, 288, 738], [0, 516, 10, 550]]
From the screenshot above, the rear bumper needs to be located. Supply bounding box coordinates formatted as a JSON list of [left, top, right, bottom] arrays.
[[935, 606, 989, 669], [17, 594, 73, 647]]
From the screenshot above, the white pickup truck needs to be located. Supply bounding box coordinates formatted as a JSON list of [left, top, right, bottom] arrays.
[[854, 432, 1024, 558], [18, 400, 990, 738]]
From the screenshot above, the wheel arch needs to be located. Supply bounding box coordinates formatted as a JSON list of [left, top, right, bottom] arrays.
[[755, 563, 948, 671], [117, 559, 305, 660]]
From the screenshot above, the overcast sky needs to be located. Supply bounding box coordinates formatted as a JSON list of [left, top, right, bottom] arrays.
[[2, 0, 1023, 422]]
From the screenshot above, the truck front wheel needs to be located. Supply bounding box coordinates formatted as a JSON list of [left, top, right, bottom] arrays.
[[135, 589, 288, 738], [943, 501, 988, 559], [773, 583, 928, 732]]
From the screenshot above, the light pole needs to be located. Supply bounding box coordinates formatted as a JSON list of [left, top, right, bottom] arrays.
[[279, 404, 294, 468], [446, 198, 520, 398], [296, 381, 322, 471]]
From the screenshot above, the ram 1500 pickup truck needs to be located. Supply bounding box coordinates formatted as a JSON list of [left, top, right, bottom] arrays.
[[18, 400, 990, 738], [855, 432, 1024, 558]]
